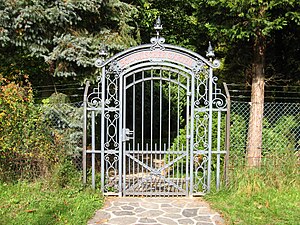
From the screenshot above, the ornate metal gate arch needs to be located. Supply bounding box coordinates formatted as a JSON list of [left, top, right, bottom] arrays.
[[83, 18, 228, 197]]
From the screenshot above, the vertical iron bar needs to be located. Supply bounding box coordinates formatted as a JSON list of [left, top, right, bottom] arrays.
[[91, 111, 96, 189], [189, 73, 195, 196], [142, 71, 145, 151], [216, 110, 221, 190], [207, 67, 213, 192], [163, 143, 167, 195], [83, 81, 90, 184], [137, 143, 140, 195], [223, 82, 231, 187], [151, 70, 153, 151], [155, 143, 158, 197], [133, 74, 136, 149], [159, 70, 162, 151], [122, 76, 126, 196], [177, 74, 180, 151], [185, 78, 190, 196], [100, 67, 106, 193], [168, 72, 171, 150]]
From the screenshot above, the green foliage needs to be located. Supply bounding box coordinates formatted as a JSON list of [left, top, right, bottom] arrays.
[[134, 0, 300, 85], [0, 0, 139, 80], [52, 157, 81, 189], [41, 93, 83, 157], [0, 181, 103, 225], [0, 74, 61, 180]]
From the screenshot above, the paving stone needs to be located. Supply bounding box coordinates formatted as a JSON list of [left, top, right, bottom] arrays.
[[156, 217, 178, 225], [186, 201, 209, 208], [197, 207, 212, 214], [148, 198, 173, 204], [139, 202, 160, 209], [134, 207, 146, 213], [178, 218, 195, 224], [112, 210, 134, 216], [108, 216, 138, 225], [171, 200, 187, 208], [182, 208, 198, 217], [129, 202, 140, 207], [161, 206, 182, 214], [138, 209, 164, 217], [196, 222, 213, 225], [104, 206, 121, 212], [117, 197, 141, 203], [212, 214, 225, 225], [164, 213, 182, 219], [138, 217, 158, 223], [194, 216, 212, 222], [121, 205, 135, 210], [112, 201, 127, 206], [161, 203, 172, 208]]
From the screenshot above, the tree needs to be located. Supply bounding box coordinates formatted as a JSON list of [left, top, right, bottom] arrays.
[[0, 0, 139, 84], [195, 0, 300, 166]]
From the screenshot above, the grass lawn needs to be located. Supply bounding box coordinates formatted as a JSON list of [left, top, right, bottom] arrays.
[[206, 186, 300, 225], [0, 181, 103, 225]]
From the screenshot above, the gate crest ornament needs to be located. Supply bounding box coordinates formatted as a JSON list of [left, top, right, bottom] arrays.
[[83, 17, 228, 197]]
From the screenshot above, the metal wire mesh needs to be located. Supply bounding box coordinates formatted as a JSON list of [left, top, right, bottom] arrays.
[[42, 101, 84, 170], [229, 101, 300, 169]]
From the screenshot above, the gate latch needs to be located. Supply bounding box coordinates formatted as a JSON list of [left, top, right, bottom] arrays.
[[122, 128, 134, 141]]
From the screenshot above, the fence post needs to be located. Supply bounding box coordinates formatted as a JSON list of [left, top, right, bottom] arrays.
[[83, 81, 90, 185], [223, 83, 231, 187]]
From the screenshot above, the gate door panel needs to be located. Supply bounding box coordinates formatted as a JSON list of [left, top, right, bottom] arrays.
[[122, 69, 191, 196]]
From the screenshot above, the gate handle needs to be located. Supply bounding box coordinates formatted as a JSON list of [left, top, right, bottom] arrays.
[[123, 128, 134, 141]]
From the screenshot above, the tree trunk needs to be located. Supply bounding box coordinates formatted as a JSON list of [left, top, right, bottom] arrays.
[[247, 35, 266, 167]]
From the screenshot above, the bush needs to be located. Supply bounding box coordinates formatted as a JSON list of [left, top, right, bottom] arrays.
[[0, 75, 61, 181]]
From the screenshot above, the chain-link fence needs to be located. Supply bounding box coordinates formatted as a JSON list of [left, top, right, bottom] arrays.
[[229, 101, 300, 170], [41, 101, 84, 169]]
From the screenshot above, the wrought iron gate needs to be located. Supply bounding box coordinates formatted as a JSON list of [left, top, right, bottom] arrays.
[[83, 18, 228, 197]]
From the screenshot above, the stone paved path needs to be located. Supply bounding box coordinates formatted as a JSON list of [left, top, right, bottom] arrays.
[[87, 197, 225, 225]]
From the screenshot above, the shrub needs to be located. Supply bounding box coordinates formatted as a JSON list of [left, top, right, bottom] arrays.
[[0, 74, 61, 181]]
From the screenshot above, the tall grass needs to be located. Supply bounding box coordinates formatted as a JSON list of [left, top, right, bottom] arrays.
[[0, 159, 104, 225], [206, 151, 299, 225]]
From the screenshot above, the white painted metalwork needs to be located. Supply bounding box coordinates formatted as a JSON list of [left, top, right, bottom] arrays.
[[83, 18, 228, 196]]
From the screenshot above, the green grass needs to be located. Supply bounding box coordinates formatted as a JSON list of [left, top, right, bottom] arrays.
[[207, 185, 299, 225], [0, 181, 103, 225], [206, 153, 300, 225]]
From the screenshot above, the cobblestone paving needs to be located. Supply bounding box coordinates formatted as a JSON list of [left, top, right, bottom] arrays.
[[87, 197, 225, 225]]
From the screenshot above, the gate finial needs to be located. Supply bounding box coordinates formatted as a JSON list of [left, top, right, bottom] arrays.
[[154, 16, 162, 38], [150, 16, 165, 50], [206, 41, 215, 60]]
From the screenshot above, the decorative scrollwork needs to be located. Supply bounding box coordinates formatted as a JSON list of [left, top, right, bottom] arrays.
[[212, 76, 227, 109], [192, 60, 206, 74], [95, 58, 103, 67], [193, 153, 208, 193], [87, 82, 102, 108], [108, 60, 122, 74], [212, 59, 221, 68], [104, 154, 119, 192], [150, 36, 166, 50]]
